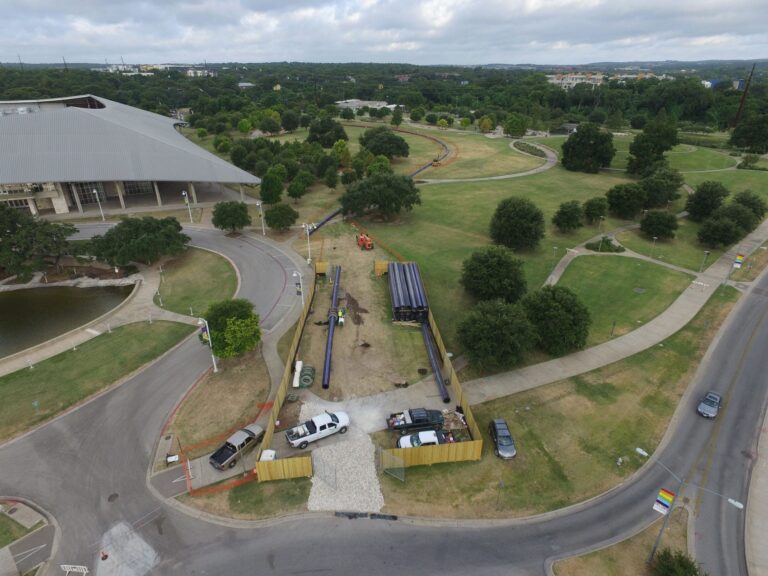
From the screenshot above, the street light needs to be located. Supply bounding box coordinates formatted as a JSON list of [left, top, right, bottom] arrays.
[[93, 189, 105, 222], [293, 270, 304, 308], [197, 317, 218, 373], [181, 190, 193, 224], [651, 236, 658, 258], [599, 215, 605, 233], [255, 200, 266, 236], [699, 250, 711, 273], [634, 447, 743, 563]]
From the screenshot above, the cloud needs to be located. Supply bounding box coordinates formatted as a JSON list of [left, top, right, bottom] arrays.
[[1, 0, 766, 64]]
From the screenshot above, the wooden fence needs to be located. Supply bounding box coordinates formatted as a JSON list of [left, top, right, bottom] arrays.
[[255, 263, 325, 481]]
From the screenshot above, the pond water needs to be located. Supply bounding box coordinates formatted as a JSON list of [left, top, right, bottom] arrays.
[[0, 285, 132, 358]]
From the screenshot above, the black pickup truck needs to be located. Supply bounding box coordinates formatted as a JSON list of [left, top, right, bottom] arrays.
[[387, 408, 444, 435], [209, 424, 264, 470]]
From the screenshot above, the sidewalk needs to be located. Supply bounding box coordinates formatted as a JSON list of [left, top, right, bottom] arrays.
[[746, 404, 768, 576]]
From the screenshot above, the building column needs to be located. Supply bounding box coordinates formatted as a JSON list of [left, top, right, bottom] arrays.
[[27, 198, 38, 216], [65, 183, 84, 214], [188, 182, 198, 205], [114, 181, 126, 210], [239, 184, 244, 202], [153, 182, 163, 207]]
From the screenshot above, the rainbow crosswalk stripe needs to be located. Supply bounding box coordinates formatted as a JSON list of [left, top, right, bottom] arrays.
[[656, 489, 675, 508]]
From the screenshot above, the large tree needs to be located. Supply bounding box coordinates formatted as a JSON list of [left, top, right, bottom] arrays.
[[265, 203, 299, 231], [90, 216, 189, 266], [552, 200, 584, 232], [460, 246, 527, 303], [458, 300, 537, 369], [640, 211, 678, 240], [730, 114, 768, 154], [340, 173, 420, 219], [359, 126, 410, 159], [490, 197, 545, 250], [697, 217, 743, 247], [640, 167, 684, 208], [685, 181, 730, 222], [627, 109, 678, 175], [652, 547, 708, 576], [712, 203, 758, 234], [583, 196, 609, 224], [732, 190, 767, 220], [503, 113, 529, 138], [307, 117, 348, 148], [522, 286, 591, 356], [280, 110, 300, 132], [203, 299, 260, 358], [259, 171, 284, 204], [561, 123, 616, 173], [606, 183, 647, 219], [212, 201, 252, 234]]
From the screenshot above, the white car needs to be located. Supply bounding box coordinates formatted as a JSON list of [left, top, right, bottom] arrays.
[[397, 430, 447, 448], [285, 411, 350, 449]]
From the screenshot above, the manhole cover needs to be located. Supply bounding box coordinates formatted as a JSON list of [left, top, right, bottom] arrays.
[[633, 287, 646, 294], [107, 493, 119, 503]]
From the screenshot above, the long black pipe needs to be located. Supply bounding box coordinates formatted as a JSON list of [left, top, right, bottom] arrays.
[[322, 265, 342, 389], [308, 208, 342, 236], [421, 322, 450, 403]]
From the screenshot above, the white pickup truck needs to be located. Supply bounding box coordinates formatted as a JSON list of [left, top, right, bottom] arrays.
[[285, 411, 350, 449]]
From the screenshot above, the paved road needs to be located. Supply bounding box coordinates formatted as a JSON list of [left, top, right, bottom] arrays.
[[1, 224, 765, 575]]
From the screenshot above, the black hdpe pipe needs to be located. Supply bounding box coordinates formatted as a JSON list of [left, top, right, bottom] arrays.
[[421, 322, 450, 403], [322, 265, 342, 389], [388, 262, 400, 319], [308, 208, 342, 236]]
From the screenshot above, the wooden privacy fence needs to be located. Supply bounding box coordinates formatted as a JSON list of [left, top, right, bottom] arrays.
[[255, 263, 326, 482], [380, 308, 483, 469]]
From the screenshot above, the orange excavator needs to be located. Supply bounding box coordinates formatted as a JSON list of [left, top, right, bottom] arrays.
[[357, 233, 374, 250]]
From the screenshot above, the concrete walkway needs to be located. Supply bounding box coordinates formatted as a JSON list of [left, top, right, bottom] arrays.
[[748, 404, 768, 576]]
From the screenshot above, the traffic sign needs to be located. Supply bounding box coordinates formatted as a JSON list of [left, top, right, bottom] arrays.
[[653, 488, 675, 515]]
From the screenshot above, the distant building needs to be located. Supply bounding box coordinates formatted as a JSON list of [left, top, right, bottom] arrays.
[[546, 73, 605, 90], [733, 79, 746, 91], [701, 80, 718, 89], [273, 84, 282, 91], [335, 99, 389, 111], [394, 74, 412, 83], [186, 68, 216, 78], [238, 82, 256, 89]]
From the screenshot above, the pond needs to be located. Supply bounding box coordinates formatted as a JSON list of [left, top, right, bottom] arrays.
[[0, 285, 133, 358]]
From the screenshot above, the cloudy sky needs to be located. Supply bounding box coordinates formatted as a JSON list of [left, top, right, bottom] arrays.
[[3, 0, 767, 65]]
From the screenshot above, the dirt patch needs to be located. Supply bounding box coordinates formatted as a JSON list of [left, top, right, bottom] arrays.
[[296, 228, 429, 400]]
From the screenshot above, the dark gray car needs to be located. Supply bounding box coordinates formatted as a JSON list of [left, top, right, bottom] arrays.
[[489, 419, 517, 459], [697, 392, 722, 419], [209, 423, 264, 470]]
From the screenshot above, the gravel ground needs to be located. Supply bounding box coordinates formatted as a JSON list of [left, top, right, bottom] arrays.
[[300, 401, 385, 513]]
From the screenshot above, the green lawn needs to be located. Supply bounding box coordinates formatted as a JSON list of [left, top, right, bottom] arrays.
[[685, 169, 768, 203], [667, 147, 737, 172], [0, 514, 28, 548], [0, 321, 195, 441], [379, 286, 739, 518], [155, 247, 237, 316], [228, 477, 310, 516], [617, 218, 726, 272], [365, 166, 633, 349], [558, 257, 693, 345]]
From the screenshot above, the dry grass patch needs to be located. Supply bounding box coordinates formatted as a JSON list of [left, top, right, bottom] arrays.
[[164, 349, 270, 459], [554, 507, 688, 576], [731, 242, 768, 282]]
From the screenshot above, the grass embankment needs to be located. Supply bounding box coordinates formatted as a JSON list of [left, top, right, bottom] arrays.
[[558, 257, 693, 345], [377, 286, 739, 518], [180, 477, 311, 519], [163, 349, 271, 459], [731, 242, 768, 281], [554, 507, 688, 576], [0, 513, 28, 548], [154, 247, 237, 316], [0, 322, 195, 441]]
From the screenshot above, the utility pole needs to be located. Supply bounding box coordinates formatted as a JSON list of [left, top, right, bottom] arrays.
[[62, 56, 69, 71], [733, 63, 756, 129], [17, 54, 23, 71]]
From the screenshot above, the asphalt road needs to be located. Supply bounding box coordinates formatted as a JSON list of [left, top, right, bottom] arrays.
[[1, 224, 766, 575]]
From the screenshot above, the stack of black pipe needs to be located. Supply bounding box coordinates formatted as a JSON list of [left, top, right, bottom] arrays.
[[388, 262, 428, 322]]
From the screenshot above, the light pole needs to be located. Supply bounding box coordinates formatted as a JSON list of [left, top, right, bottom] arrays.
[[651, 236, 658, 258], [293, 270, 304, 308], [255, 200, 266, 236], [197, 317, 218, 373], [699, 250, 711, 273], [181, 190, 193, 224], [93, 189, 105, 222], [635, 447, 743, 564]]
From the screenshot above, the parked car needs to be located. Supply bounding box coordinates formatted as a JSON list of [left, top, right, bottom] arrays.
[[387, 408, 444, 436], [285, 411, 350, 449], [209, 424, 264, 470], [397, 430, 447, 448], [488, 419, 517, 459], [697, 392, 722, 419]]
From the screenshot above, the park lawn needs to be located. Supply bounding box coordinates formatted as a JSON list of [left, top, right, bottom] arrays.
[[558, 256, 693, 346], [616, 218, 725, 272], [0, 321, 194, 441], [668, 147, 737, 172], [678, 131, 732, 147], [257, 182, 343, 231], [378, 286, 739, 518], [365, 166, 633, 349], [180, 476, 311, 519], [155, 247, 237, 316], [553, 507, 688, 576], [685, 169, 768, 203], [0, 514, 28, 548], [163, 349, 270, 460]]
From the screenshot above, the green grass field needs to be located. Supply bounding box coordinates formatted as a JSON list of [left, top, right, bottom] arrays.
[[558, 256, 693, 345], [0, 514, 28, 548], [155, 247, 237, 316], [685, 169, 768, 202], [0, 321, 195, 441], [667, 147, 737, 172]]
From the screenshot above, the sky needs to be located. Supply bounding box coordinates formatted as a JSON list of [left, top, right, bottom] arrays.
[[2, 0, 767, 66]]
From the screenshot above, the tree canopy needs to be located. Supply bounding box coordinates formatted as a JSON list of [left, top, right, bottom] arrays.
[[490, 197, 545, 250], [606, 183, 647, 219], [552, 200, 584, 232], [90, 216, 189, 266], [685, 181, 730, 222], [583, 196, 609, 224], [203, 298, 261, 359], [340, 173, 420, 219], [460, 246, 527, 303], [265, 203, 299, 231], [522, 286, 591, 356], [561, 123, 616, 173], [359, 126, 410, 159], [307, 116, 348, 148], [627, 109, 678, 175], [640, 210, 678, 240], [212, 201, 252, 233]]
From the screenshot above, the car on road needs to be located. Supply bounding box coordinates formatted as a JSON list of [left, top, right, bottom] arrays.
[[488, 418, 517, 459], [209, 424, 264, 470], [697, 391, 722, 419], [397, 430, 447, 448]]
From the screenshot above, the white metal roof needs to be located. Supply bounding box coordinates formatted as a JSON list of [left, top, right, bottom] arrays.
[[0, 94, 259, 186]]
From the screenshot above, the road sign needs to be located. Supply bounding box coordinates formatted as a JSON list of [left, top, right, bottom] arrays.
[[733, 254, 745, 269], [61, 565, 89, 574], [653, 488, 675, 515]]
